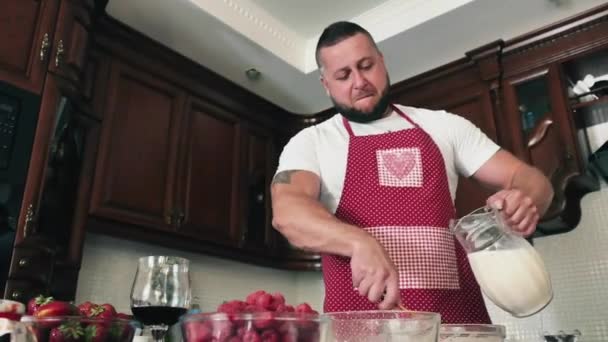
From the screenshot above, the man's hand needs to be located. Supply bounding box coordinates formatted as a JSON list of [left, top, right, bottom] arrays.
[[487, 189, 539, 236], [350, 234, 400, 310]]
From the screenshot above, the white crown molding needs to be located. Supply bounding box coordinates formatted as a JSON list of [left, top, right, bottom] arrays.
[[190, 0, 474, 74], [352, 0, 475, 42], [188, 0, 309, 72]]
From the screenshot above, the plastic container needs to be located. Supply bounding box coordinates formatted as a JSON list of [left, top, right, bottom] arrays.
[[180, 312, 327, 342], [14, 316, 138, 342], [440, 324, 506, 342], [325, 310, 440, 342]]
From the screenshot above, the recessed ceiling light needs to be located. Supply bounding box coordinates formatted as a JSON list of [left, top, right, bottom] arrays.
[[245, 68, 261, 81]]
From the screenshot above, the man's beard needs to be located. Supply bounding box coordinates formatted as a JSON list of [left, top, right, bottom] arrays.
[[332, 84, 391, 123]]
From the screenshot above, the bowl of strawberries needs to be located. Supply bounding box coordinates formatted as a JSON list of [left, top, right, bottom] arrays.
[[14, 297, 138, 342], [180, 290, 327, 342]]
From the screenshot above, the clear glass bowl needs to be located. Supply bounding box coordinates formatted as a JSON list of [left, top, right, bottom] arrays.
[[15, 316, 138, 342], [440, 324, 506, 342], [325, 310, 440, 342], [180, 312, 327, 342]]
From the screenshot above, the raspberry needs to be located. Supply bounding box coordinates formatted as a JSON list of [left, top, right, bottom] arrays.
[[253, 311, 274, 329], [246, 291, 266, 305], [260, 330, 279, 342], [294, 303, 313, 314], [242, 330, 261, 342], [271, 293, 285, 306], [255, 294, 273, 310]]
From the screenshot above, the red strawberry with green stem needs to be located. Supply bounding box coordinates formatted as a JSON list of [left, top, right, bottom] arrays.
[[84, 323, 109, 342], [49, 321, 85, 342], [80, 303, 116, 321], [27, 295, 54, 315], [35, 301, 78, 318]]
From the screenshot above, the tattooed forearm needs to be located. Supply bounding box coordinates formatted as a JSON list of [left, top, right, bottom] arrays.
[[272, 170, 299, 185]]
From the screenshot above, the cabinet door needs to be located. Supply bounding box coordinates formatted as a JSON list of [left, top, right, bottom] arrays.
[[240, 123, 275, 252], [502, 66, 581, 221], [90, 61, 184, 231], [424, 85, 499, 217], [0, 0, 59, 94], [48, 0, 93, 82], [175, 97, 242, 247]]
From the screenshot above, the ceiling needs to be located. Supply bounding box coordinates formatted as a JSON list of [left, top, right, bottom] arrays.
[[106, 0, 606, 115]]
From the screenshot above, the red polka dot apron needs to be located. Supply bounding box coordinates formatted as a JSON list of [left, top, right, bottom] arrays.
[[322, 104, 491, 324]]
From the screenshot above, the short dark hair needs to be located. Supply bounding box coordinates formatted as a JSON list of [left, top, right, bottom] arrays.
[[315, 21, 378, 69]]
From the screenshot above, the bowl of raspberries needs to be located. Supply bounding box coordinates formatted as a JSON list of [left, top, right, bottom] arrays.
[[181, 290, 326, 342], [15, 296, 138, 342]]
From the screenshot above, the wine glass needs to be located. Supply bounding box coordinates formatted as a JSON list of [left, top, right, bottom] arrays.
[[130, 256, 191, 342]]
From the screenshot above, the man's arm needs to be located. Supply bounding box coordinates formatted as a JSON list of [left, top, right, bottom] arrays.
[[271, 169, 399, 309], [472, 150, 554, 236]]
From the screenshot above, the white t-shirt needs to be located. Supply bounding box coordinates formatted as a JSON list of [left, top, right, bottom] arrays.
[[276, 105, 500, 213]]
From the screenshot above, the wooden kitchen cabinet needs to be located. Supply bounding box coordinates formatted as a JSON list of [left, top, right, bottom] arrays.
[[6, 74, 102, 301], [239, 123, 278, 253], [85, 16, 322, 269], [89, 59, 273, 251], [90, 60, 185, 232], [174, 96, 243, 247], [497, 9, 608, 233], [0, 0, 60, 94], [500, 66, 584, 229], [47, 0, 94, 83]]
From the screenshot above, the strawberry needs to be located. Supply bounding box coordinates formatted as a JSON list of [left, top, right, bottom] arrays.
[[77, 301, 95, 317], [107, 318, 136, 342], [35, 301, 78, 318], [84, 323, 108, 342], [80, 303, 116, 321], [115, 313, 132, 320], [49, 321, 85, 342], [27, 295, 54, 315]]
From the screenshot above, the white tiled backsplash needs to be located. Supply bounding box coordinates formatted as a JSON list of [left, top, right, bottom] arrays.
[[75, 234, 323, 313], [484, 183, 608, 342], [76, 185, 608, 342]]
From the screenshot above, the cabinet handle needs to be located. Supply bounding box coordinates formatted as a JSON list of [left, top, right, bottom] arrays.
[[18, 258, 29, 268], [23, 204, 36, 237], [176, 209, 185, 228], [164, 211, 173, 226], [55, 40, 64, 67], [255, 193, 264, 203], [40, 33, 50, 61], [11, 290, 21, 300]]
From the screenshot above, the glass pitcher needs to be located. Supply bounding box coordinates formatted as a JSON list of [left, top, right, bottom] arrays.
[[450, 206, 553, 317]]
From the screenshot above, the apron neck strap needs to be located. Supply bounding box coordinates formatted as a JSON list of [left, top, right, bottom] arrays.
[[341, 104, 419, 136]]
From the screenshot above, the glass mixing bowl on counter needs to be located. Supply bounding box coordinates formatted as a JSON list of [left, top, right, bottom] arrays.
[[323, 310, 440, 342], [181, 311, 328, 342], [13, 316, 139, 342], [440, 324, 506, 342]]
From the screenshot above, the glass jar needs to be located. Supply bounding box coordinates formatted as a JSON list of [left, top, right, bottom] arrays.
[[440, 324, 505, 342], [450, 206, 553, 317]]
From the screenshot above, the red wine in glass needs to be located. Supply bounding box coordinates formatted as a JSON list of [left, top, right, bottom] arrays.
[[130, 256, 191, 342], [131, 306, 188, 326]]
